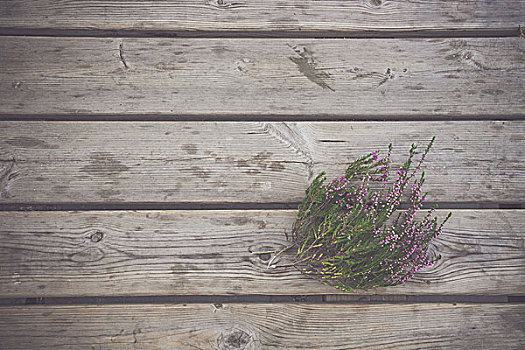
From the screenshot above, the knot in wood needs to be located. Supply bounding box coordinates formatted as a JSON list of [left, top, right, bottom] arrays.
[[258, 253, 271, 262], [90, 231, 104, 243], [219, 328, 254, 350]]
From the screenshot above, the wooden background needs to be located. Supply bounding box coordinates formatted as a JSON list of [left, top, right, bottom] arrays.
[[0, 1, 524, 349]]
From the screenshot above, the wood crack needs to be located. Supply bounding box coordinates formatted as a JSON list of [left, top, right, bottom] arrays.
[[0, 157, 17, 199], [118, 41, 129, 69]]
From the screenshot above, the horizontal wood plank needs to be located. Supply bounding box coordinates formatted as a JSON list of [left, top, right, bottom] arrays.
[[0, 0, 523, 34], [0, 210, 523, 297], [0, 303, 523, 349], [0, 121, 523, 204], [1, 37, 524, 116]]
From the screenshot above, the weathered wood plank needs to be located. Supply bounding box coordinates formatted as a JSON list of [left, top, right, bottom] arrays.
[[0, 121, 523, 204], [0, 210, 523, 297], [1, 37, 524, 116], [0, 0, 523, 34], [0, 303, 523, 349]]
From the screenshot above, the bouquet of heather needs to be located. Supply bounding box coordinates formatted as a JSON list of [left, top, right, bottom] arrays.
[[268, 137, 451, 292]]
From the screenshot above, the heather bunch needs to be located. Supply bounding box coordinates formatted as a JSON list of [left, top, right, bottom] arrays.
[[270, 137, 451, 292]]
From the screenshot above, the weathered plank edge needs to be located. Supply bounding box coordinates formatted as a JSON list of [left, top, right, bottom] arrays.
[[0, 209, 523, 297], [0, 303, 523, 350], [1, 0, 524, 36], [1, 37, 524, 116], [1, 121, 523, 204]]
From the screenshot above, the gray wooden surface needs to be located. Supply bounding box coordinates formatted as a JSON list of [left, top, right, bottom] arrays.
[[1, 0, 524, 348], [0, 303, 523, 349], [0, 0, 522, 34], [1, 121, 522, 204], [1, 37, 524, 116], [0, 210, 523, 297]]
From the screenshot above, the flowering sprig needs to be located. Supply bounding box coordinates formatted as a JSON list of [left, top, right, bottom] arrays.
[[270, 137, 451, 292]]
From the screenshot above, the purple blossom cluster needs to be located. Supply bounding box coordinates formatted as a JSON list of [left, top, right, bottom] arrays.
[[294, 138, 451, 290]]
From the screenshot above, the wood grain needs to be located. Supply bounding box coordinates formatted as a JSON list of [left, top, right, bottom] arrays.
[[0, 303, 523, 349], [0, 210, 523, 297], [0, 0, 522, 34], [1, 37, 524, 116], [0, 121, 523, 204]]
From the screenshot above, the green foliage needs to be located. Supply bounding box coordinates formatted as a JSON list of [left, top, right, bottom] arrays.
[[276, 137, 451, 291]]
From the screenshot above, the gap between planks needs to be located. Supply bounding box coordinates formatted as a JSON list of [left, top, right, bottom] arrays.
[[0, 28, 521, 39], [1, 114, 525, 122], [0, 202, 522, 212], [0, 294, 519, 307]]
